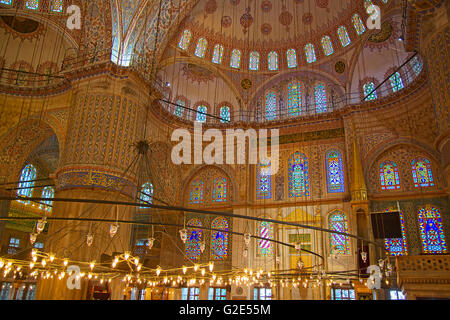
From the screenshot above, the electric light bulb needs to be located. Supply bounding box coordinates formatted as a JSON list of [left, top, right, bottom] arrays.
[[49, 254, 55, 262], [124, 252, 130, 260], [194, 264, 199, 272], [29, 262, 34, 269], [41, 259, 46, 267], [134, 257, 139, 265], [156, 267, 161, 276], [63, 259, 68, 267], [137, 264, 142, 272], [209, 262, 214, 272], [90, 262, 95, 270], [182, 266, 187, 274], [32, 256, 37, 262], [201, 269, 205, 276]]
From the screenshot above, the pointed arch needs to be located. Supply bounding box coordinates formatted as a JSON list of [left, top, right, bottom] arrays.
[[195, 38, 208, 58], [288, 152, 309, 197], [265, 90, 277, 121], [328, 210, 350, 255], [305, 44, 316, 63], [326, 149, 345, 193], [286, 49, 297, 68], [17, 164, 37, 203], [268, 51, 278, 71], [288, 80, 302, 116], [186, 218, 203, 261], [411, 157, 434, 188], [211, 217, 229, 260], [257, 220, 274, 257], [230, 49, 241, 69], [418, 206, 447, 254], [212, 44, 224, 64], [256, 159, 271, 199], [379, 161, 400, 190], [321, 36, 334, 56], [337, 26, 351, 47], [190, 179, 204, 204], [40, 186, 54, 212], [249, 51, 260, 70], [212, 177, 227, 202]]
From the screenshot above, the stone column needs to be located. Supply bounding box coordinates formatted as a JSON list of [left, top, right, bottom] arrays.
[[35, 74, 147, 300]]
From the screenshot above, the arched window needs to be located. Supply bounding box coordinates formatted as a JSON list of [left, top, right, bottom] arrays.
[[288, 152, 309, 197], [410, 56, 423, 76], [389, 72, 404, 92], [337, 26, 351, 47], [190, 179, 204, 204], [329, 211, 350, 255], [195, 38, 208, 58], [139, 182, 153, 208], [178, 30, 192, 50], [268, 51, 278, 71], [379, 161, 400, 190], [17, 164, 37, 203], [286, 49, 297, 68], [220, 106, 231, 123], [384, 209, 408, 256], [326, 150, 345, 193], [418, 205, 447, 254], [175, 99, 185, 117], [352, 14, 366, 35], [288, 81, 302, 116], [363, 82, 377, 101], [212, 44, 224, 64], [40, 187, 54, 212], [196, 105, 207, 123], [314, 82, 327, 113], [186, 219, 203, 261], [321, 36, 334, 56], [25, 0, 39, 10], [211, 217, 229, 260], [411, 158, 434, 188], [230, 49, 241, 69], [256, 159, 271, 199], [257, 221, 273, 257], [249, 51, 260, 71], [51, 0, 63, 12], [212, 177, 227, 202], [305, 44, 316, 64], [265, 91, 277, 121]]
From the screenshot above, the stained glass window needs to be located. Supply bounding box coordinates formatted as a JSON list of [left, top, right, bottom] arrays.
[[410, 56, 423, 76], [190, 179, 204, 204], [211, 217, 229, 260], [212, 177, 227, 202], [51, 0, 63, 12], [389, 72, 404, 92], [326, 150, 345, 193], [212, 44, 224, 64], [249, 51, 260, 71], [17, 164, 37, 204], [220, 106, 231, 123], [337, 26, 351, 47], [384, 209, 408, 256], [411, 158, 434, 188], [329, 211, 350, 255], [25, 0, 39, 10], [352, 14, 366, 35], [175, 99, 185, 117], [288, 81, 302, 117], [196, 105, 207, 123], [230, 49, 241, 69], [256, 159, 271, 199], [363, 82, 377, 101], [0, 1, 12, 5], [40, 186, 54, 212], [305, 44, 316, 64], [139, 182, 153, 208], [268, 51, 278, 71], [265, 91, 277, 121], [286, 49, 297, 68], [186, 219, 203, 261], [321, 36, 334, 56], [288, 152, 309, 197], [314, 82, 327, 113], [178, 30, 191, 50], [418, 206, 447, 254], [195, 38, 208, 58], [379, 161, 400, 190], [257, 221, 273, 257]]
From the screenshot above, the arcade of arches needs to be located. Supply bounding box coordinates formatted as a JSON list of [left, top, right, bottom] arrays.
[[0, 0, 448, 301]]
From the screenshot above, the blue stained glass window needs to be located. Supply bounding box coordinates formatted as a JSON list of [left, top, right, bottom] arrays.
[[195, 38, 208, 58], [0, 1, 12, 5], [265, 91, 277, 121], [139, 182, 153, 208], [211, 217, 229, 260], [17, 164, 37, 204], [25, 0, 39, 10], [268, 52, 278, 71], [40, 186, 54, 212], [305, 44, 316, 63], [389, 72, 404, 92], [337, 26, 351, 47], [363, 82, 377, 101], [286, 49, 297, 68], [175, 99, 185, 117], [288, 81, 302, 117], [186, 219, 203, 261], [196, 105, 207, 123], [249, 51, 260, 71], [329, 211, 350, 255], [257, 221, 273, 257], [352, 14, 366, 35], [230, 49, 241, 69], [314, 82, 327, 113], [220, 106, 231, 123], [379, 161, 401, 190], [321, 36, 334, 56], [212, 44, 224, 64], [256, 159, 271, 199], [410, 56, 423, 76], [288, 152, 309, 197], [411, 158, 434, 188], [326, 150, 345, 193], [418, 205, 447, 254], [178, 30, 192, 50], [384, 209, 408, 256], [190, 179, 204, 204], [51, 0, 63, 12], [212, 177, 227, 202]]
